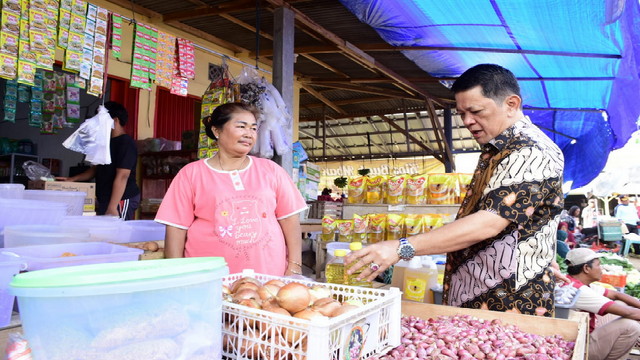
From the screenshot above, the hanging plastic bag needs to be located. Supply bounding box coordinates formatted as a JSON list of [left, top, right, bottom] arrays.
[[21, 160, 54, 181], [62, 105, 114, 165]]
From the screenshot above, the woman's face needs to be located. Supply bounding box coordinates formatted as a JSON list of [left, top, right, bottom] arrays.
[[213, 111, 258, 155]]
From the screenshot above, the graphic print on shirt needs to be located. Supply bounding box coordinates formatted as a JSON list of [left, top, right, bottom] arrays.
[[216, 195, 269, 261], [230, 199, 262, 244]]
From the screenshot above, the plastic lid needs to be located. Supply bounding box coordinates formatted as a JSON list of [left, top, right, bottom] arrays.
[[349, 242, 362, 251], [10, 257, 227, 288], [334, 249, 348, 257]]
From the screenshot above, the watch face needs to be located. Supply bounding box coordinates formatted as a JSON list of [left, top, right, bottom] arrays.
[[398, 244, 415, 260]]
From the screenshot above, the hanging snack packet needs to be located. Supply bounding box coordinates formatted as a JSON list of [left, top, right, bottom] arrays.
[[367, 213, 386, 244], [457, 173, 473, 204], [385, 213, 405, 241], [386, 175, 407, 205], [347, 176, 366, 204], [404, 214, 423, 237], [422, 214, 444, 232], [353, 213, 368, 243], [406, 174, 427, 205], [321, 215, 336, 242], [427, 173, 458, 204], [335, 219, 354, 242], [366, 175, 385, 204]]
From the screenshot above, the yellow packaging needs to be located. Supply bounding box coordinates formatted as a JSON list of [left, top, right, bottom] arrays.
[[386, 175, 407, 205], [321, 215, 336, 242], [406, 174, 427, 205], [347, 176, 367, 204], [457, 173, 473, 204], [427, 173, 458, 204], [385, 213, 405, 241], [366, 213, 386, 244], [422, 214, 444, 232], [365, 175, 385, 204], [404, 214, 423, 237], [335, 219, 354, 242], [352, 213, 368, 243]]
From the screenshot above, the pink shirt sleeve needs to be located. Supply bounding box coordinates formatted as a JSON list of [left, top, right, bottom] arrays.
[[154, 162, 197, 229], [271, 161, 307, 220]]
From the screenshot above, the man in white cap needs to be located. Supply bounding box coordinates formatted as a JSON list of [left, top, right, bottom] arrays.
[[564, 248, 640, 359]]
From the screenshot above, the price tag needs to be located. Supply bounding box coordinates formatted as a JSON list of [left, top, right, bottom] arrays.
[[388, 205, 405, 212]]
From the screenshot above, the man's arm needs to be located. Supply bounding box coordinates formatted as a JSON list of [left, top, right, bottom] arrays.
[[55, 166, 96, 182], [164, 225, 187, 258], [105, 168, 130, 216], [278, 215, 303, 276]]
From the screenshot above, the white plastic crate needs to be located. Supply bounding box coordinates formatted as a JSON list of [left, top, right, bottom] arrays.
[[222, 270, 401, 360]]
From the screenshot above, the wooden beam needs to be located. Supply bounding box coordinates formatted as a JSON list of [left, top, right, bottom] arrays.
[[163, 0, 259, 22], [299, 54, 350, 78], [264, 0, 445, 106], [378, 114, 442, 162], [301, 85, 346, 115], [165, 20, 248, 54], [305, 82, 414, 99], [302, 96, 397, 109], [425, 99, 454, 167]]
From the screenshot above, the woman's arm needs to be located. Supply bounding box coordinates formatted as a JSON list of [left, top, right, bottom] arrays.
[[164, 226, 187, 258], [278, 215, 303, 276]]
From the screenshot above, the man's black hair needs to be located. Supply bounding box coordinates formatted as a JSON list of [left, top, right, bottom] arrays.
[[103, 101, 129, 126]]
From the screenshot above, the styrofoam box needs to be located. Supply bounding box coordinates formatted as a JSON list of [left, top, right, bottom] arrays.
[[1, 242, 143, 271], [222, 270, 401, 360]]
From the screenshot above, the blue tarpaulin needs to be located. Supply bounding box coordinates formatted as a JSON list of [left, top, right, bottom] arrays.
[[340, 0, 640, 189]]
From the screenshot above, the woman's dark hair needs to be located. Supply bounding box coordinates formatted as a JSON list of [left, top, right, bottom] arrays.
[[451, 64, 521, 107], [568, 205, 580, 217], [103, 101, 128, 126], [566, 258, 596, 276], [202, 102, 259, 140]]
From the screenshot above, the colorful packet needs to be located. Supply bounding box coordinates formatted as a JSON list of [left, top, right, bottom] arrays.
[[427, 173, 458, 205], [366, 213, 386, 244], [404, 214, 423, 237], [385, 213, 405, 241], [422, 214, 444, 232], [365, 175, 385, 204], [335, 219, 354, 243], [386, 175, 407, 205], [321, 215, 336, 242], [406, 174, 427, 205], [352, 213, 368, 243], [457, 173, 473, 204], [347, 176, 366, 204]]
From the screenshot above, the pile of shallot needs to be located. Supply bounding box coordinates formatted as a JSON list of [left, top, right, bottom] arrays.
[[369, 315, 575, 360]]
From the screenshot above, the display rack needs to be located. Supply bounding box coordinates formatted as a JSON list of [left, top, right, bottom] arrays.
[[0, 153, 40, 186], [341, 203, 460, 219]]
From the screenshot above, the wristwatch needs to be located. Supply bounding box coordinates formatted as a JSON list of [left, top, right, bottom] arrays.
[[397, 237, 416, 261]]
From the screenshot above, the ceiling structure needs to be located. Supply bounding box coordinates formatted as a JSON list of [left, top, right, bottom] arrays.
[[106, 0, 468, 165]]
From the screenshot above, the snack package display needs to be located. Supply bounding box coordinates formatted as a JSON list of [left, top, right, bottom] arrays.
[[385, 213, 405, 241], [427, 173, 458, 204], [366, 213, 386, 244], [321, 215, 336, 242], [352, 213, 368, 243], [406, 174, 427, 205], [347, 176, 366, 204], [335, 219, 354, 243], [422, 214, 444, 232], [404, 214, 423, 237], [386, 175, 407, 205], [365, 175, 385, 204], [457, 173, 473, 203]]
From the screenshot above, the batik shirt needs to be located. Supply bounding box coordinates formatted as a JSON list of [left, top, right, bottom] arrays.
[[442, 116, 564, 316]]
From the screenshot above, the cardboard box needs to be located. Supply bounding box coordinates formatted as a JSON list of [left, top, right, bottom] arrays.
[[401, 302, 588, 360], [303, 161, 321, 182], [28, 181, 96, 212]]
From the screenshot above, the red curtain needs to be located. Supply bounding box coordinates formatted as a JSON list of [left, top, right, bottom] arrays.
[[108, 77, 140, 139], [154, 88, 200, 141]]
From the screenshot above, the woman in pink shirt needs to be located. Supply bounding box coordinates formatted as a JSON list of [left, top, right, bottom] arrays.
[[155, 103, 308, 276]]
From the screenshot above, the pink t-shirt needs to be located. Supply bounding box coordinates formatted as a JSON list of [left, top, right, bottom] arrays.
[[155, 156, 307, 276]]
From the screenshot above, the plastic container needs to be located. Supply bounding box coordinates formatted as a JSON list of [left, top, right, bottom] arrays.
[[1, 242, 144, 271], [344, 242, 372, 287], [325, 241, 351, 265], [3, 225, 91, 248], [60, 216, 133, 243], [127, 220, 166, 242], [222, 270, 401, 360], [11, 257, 228, 360], [23, 189, 86, 216], [402, 257, 438, 303], [0, 198, 68, 248], [0, 184, 24, 199], [431, 285, 443, 305], [555, 287, 581, 319], [326, 249, 346, 284], [0, 254, 23, 327]]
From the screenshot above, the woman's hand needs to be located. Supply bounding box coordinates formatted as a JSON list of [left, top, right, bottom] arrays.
[[551, 261, 570, 284], [344, 240, 400, 282]]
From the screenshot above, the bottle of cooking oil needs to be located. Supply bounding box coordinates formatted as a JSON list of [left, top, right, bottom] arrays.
[[344, 242, 372, 287], [326, 249, 347, 284]]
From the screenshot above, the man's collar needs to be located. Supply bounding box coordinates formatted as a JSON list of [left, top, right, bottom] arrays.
[[486, 116, 531, 151]]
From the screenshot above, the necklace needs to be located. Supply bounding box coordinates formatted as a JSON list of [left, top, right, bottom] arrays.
[[218, 154, 247, 171]]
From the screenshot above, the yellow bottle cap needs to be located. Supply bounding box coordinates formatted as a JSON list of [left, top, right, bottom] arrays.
[[349, 242, 362, 251], [334, 249, 348, 257]]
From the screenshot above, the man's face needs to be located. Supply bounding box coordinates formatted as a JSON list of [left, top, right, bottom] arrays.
[[587, 259, 603, 281], [455, 86, 514, 145]]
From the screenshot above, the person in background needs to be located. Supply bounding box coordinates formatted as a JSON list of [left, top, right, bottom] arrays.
[[564, 248, 640, 360], [346, 63, 565, 316], [155, 103, 308, 276], [556, 222, 571, 259], [615, 195, 640, 256], [582, 198, 598, 229], [56, 101, 140, 220]]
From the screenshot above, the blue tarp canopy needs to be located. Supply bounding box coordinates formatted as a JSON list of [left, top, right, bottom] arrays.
[[340, 0, 640, 190]]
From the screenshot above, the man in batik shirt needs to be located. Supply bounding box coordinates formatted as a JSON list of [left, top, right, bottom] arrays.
[[345, 64, 564, 316]]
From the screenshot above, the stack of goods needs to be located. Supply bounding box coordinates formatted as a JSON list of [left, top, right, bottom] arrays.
[[322, 213, 448, 243], [345, 173, 473, 205]]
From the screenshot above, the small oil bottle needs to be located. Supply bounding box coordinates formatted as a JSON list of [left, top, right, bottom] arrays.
[[344, 242, 372, 287], [326, 249, 347, 284]]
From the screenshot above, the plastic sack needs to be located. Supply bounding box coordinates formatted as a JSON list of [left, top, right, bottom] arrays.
[[21, 161, 53, 181], [62, 105, 114, 165], [5, 332, 33, 360]]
